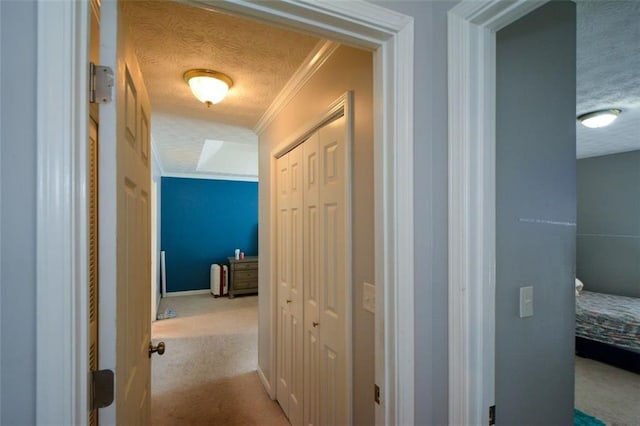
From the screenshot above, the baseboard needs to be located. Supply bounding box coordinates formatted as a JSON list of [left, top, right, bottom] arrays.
[[164, 289, 211, 297], [257, 364, 274, 399]]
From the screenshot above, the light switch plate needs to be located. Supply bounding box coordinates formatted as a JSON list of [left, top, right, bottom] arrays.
[[519, 286, 534, 318], [363, 282, 375, 314]]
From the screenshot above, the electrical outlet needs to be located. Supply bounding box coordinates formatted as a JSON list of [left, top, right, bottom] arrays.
[[363, 282, 375, 313]]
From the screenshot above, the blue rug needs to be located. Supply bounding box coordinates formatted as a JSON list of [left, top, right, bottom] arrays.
[[574, 409, 605, 426]]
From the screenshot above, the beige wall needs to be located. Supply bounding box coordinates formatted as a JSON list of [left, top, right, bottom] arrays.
[[258, 45, 374, 425]]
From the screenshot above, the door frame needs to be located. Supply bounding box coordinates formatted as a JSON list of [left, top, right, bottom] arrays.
[[447, 1, 549, 424], [35, 1, 90, 424], [35, 1, 415, 425]]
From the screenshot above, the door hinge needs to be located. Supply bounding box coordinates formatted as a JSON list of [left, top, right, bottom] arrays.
[[89, 62, 114, 104], [91, 369, 114, 409], [489, 405, 496, 425], [374, 384, 380, 405]]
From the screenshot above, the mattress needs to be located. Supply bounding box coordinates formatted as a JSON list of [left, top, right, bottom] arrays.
[[576, 290, 640, 352]]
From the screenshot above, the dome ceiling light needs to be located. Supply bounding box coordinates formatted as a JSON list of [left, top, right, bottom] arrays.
[[183, 69, 233, 107], [577, 108, 621, 129]]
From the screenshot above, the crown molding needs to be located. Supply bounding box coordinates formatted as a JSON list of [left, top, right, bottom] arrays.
[[161, 171, 258, 182], [253, 39, 339, 135]]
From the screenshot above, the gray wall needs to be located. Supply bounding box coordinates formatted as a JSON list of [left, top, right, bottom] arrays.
[[495, 2, 576, 424], [0, 1, 38, 424], [371, 2, 456, 424], [577, 150, 640, 297]]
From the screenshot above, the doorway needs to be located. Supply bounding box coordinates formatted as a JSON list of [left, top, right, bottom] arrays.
[[448, 0, 640, 423], [119, 1, 334, 421], [35, 0, 415, 424]]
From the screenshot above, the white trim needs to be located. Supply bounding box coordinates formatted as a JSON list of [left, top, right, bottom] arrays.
[[36, 0, 89, 424], [97, 2, 118, 423], [150, 174, 160, 322], [188, 0, 405, 50], [254, 40, 339, 135], [0, 2, 3, 418], [391, 22, 415, 425], [344, 93, 354, 425], [268, 140, 278, 401], [37, 1, 414, 424], [447, 1, 547, 424], [163, 289, 212, 297], [161, 171, 258, 182], [257, 365, 273, 399], [161, 250, 167, 297], [373, 46, 385, 426], [272, 92, 350, 158]]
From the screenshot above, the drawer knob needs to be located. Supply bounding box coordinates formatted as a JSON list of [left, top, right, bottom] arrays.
[[312, 322, 319, 328], [286, 299, 292, 304]]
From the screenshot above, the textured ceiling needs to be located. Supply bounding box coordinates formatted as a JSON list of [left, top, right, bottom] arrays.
[[122, 0, 320, 176], [151, 111, 257, 175], [576, 1, 640, 158], [126, 0, 640, 175]]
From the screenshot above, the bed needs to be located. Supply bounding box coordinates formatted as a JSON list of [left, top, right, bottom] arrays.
[[575, 290, 640, 373]]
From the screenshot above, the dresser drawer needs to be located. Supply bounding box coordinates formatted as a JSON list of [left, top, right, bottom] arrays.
[[233, 261, 258, 271], [234, 269, 258, 281], [233, 278, 258, 290]]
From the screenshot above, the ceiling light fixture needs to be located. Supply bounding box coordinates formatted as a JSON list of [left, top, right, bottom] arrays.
[[577, 108, 621, 129], [183, 69, 233, 107]]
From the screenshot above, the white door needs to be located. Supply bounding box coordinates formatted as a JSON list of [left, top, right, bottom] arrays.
[[100, 1, 153, 423], [317, 115, 349, 425], [303, 132, 321, 426], [278, 112, 350, 426], [276, 153, 291, 415], [276, 143, 304, 425]]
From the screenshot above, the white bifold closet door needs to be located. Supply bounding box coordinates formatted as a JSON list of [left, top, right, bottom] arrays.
[[276, 141, 304, 425], [276, 113, 349, 426]]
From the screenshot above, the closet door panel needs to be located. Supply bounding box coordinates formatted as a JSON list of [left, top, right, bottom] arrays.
[[318, 115, 349, 425], [303, 133, 321, 426], [288, 144, 304, 426], [279, 112, 349, 426], [276, 154, 291, 415]]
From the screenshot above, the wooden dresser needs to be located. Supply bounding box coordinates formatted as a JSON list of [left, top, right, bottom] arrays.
[[227, 256, 258, 298]]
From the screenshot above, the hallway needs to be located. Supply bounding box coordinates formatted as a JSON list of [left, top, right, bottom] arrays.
[[151, 294, 288, 426]]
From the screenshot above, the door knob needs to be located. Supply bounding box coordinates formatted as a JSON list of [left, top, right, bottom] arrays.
[[149, 341, 166, 358]]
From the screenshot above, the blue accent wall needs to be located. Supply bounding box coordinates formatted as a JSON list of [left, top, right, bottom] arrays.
[[161, 177, 258, 292]]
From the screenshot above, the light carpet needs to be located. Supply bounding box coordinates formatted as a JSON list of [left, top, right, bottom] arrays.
[[151, 295, 640, 426], [151, 294, 289, 426], [575, 356, 640, 426]]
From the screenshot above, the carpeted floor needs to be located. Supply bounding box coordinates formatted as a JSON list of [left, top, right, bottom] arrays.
[[151, 294, 289, 426], [151, 295, 639, 426], [575, 356, 640, 426]]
